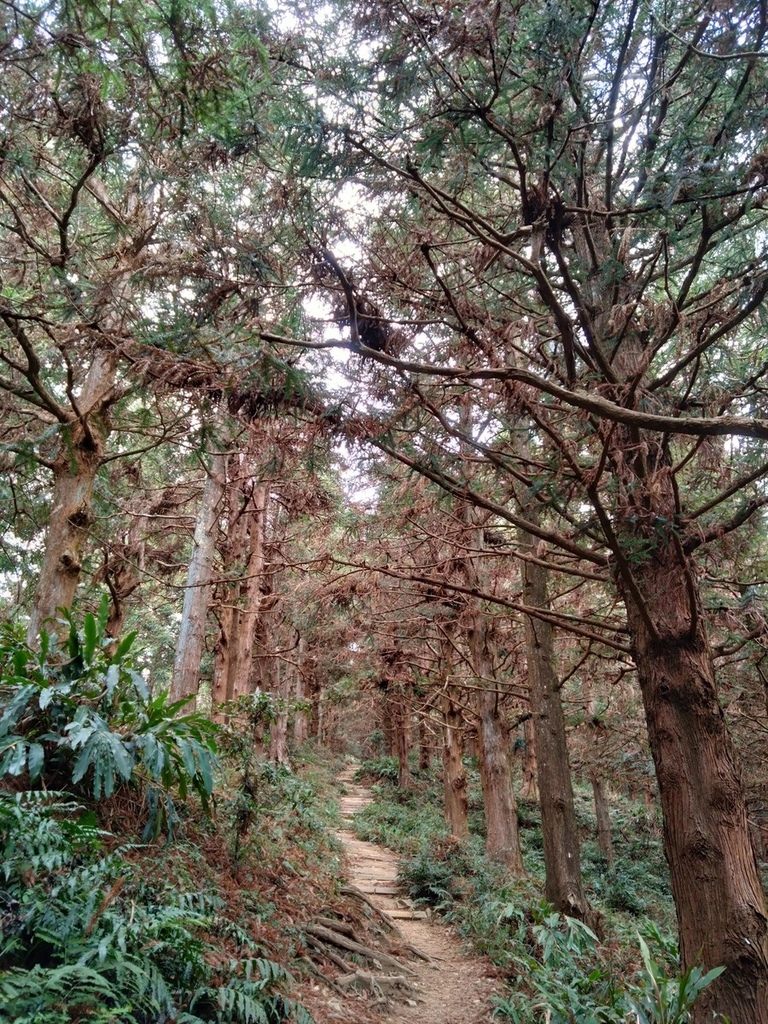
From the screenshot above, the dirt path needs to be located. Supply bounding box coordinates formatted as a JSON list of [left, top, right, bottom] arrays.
[[328, 768, 500, 1024]]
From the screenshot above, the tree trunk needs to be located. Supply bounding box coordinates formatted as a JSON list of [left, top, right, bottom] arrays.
[[391, 688, 412, 790], [624, 552, 768, 1023], [418, 714, 431, 771], [171, 448, 226, 706], [293, 638, 309, 747], [228, 480, 268, 702], [520, 717, 539, 803], [442, 690, 469, 839], [269, 660, 290, 764], [460, 504, 524, 872], [27, 349, 116, 643], [212, 465, 268, 710], [520, 546, 589, 919], [591, 773, 614, 868], [476, 686, 524, 873]]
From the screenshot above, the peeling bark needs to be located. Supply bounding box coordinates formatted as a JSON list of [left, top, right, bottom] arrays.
[[171, 448, 226, 706], [27, 348, 116, 642]]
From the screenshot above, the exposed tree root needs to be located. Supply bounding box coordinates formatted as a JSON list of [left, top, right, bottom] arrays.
[[340, 885, 404, 932], [305, 923, 418, 976], [336, 969, 419, 1000]]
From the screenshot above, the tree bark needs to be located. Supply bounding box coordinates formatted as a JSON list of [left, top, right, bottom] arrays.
[[520, 538, 589, 919], [170, 447, 226, 706], [229, 479, 268, 701], [27, 348, 116, 643], [293, 638, 309, 747], [624, 551, 768, 1023], [269, 659, 290, 764], [591, 774, 614, 868], [418, 714, 431, 771], [391, 687, 413, 790], [476, 685, 524, 872], [212, 464, 268, 710], [519, 717, 539, 803], [460, 505, 524, 872], [442, 690, 469, 839]]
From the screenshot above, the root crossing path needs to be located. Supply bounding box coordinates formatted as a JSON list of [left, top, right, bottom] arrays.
[[333, 767, 499, 1024]]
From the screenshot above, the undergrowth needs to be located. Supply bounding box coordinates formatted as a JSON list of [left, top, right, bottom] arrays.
[[353, 756, 721, 1023], [0, 609, 342, 1023]]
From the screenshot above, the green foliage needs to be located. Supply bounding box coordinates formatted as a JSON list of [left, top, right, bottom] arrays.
[[355, 755, 401, 784], [398, 842, 468, 908], [0, 603, 218, 838], [493, 910, 723, 1024], [0, 790, 311, 1024]]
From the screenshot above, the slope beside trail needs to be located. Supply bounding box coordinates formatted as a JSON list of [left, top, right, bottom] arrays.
[[327, 766, 500, 1024]]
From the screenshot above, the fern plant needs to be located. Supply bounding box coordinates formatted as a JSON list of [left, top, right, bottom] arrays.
[[0, 601, 217, 837], [0, 791, 313, 1024]]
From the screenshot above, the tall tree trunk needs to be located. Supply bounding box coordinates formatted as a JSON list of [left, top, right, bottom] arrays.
[[461, 506, 524, 872], [624, 550, 768, 1023], [229, 479, 268, 702], [418, 714, 431, 771], [520, 529, 590, 921], [519, 717, 539, 803], [171, 448, 226, 706], [476, 685, 524, 873], [570, 206, 768, 1017], [27, 349, 116, 642], [583, 679, 614, 868], [293, 638, 309, 746], [591, 774, 614, 868], [391, 687, 413, 790], [212, 467, 268, 709], [269, 660, 290, 764], [442, 689, 469, 839]]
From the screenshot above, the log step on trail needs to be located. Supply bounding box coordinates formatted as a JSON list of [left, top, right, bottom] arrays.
[[306, 764, 499, 1024]]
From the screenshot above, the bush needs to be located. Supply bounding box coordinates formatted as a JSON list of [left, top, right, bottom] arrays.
[[0, 603, 217, 838]]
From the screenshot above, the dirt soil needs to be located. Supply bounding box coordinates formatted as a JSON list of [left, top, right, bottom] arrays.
[[300, 768, 500, 1024]]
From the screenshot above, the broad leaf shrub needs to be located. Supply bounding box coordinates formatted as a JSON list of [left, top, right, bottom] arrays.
[[0, 791, 313, 1024], [0, 601, 217, 838]]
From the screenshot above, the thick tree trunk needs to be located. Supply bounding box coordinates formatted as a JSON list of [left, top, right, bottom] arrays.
[[624, 548, 768, 1023], [520, 545, 589, 920], [27, 349, 116, 643], [442, 690, 469, 839], [171, 449, 226, 706], [212, 468, 268, 709]]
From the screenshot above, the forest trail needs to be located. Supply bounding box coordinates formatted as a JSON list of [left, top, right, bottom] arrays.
[[327, 766, 500, 1024]]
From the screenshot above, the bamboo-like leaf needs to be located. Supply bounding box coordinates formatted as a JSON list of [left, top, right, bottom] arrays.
[[83, 613, 98, 664]]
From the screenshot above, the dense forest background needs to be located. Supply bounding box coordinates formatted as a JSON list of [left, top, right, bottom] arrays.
[[1, 0, 768, 1021]]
